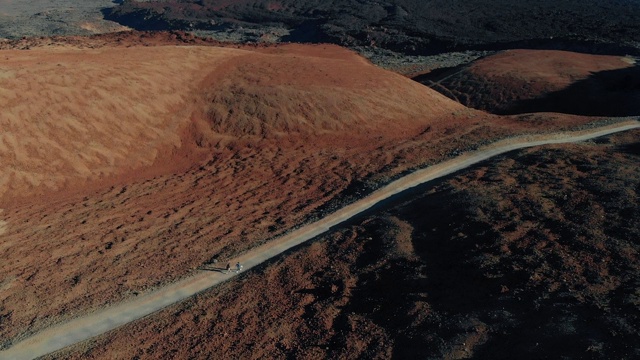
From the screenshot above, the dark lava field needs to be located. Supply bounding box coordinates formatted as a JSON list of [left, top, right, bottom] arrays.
[[105, 0, 640, 55]]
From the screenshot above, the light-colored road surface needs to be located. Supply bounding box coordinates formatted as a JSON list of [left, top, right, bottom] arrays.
[[1, 121, 638, 360]]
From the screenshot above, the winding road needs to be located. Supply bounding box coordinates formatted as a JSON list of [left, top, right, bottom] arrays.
[[1, 121, 638, 360]]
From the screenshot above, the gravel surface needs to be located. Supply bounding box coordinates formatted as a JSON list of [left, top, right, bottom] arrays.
[[0, 0, 126, 39]]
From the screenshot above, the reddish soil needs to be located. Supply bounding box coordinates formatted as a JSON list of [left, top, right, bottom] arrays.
[[414, 50, 640, 116], [43, 129, 640, 360], [0, 32, 627, 355]]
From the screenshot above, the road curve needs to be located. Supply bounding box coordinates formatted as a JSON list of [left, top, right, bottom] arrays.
[[1, 121, 638, 360]]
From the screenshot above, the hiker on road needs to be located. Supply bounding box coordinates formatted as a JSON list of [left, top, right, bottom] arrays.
[[236, 262, 243, 273], [225, 263, 231, 274]]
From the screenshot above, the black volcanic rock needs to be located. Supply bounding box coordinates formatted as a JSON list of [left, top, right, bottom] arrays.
[[105, 0, 640, 55]]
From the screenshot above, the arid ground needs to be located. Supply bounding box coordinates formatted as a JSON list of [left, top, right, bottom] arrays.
[[0, 29, 638, 358], [39, 128, 640, 360]]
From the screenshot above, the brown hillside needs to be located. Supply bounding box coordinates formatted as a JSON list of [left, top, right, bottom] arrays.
[[0, 38, 478, 346], [415, 50, 637, 115], [0, 41, 462, 203], [0, 34, 609, 350], [0, 44, 243, 202], [199, 45, 460, 137]]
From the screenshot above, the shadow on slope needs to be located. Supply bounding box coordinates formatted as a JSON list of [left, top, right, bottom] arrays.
[[336, 137, 640, 358], [315, 128, 640, 358], [505, 65, 640, 116], [414, 58, 640, 117]]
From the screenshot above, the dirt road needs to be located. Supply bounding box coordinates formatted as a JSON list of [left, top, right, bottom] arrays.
[[1, 121, 638, 360]]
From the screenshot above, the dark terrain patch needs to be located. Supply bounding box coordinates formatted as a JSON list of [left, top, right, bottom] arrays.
[[105, 0, 640, 56], [507, 65, 640, 116]]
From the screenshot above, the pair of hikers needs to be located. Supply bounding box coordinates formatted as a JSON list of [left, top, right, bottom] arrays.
[[225, 262, 242, 274]]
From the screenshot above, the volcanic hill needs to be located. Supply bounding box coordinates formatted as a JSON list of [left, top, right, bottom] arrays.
[[0, 32, 636, 358], [414, 50, 640, 116], [0, 32, 500, 347]]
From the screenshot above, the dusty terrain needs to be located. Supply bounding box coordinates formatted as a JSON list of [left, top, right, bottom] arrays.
[[0, 33, 602, 351], [0, 30, 638, 358], [40, 128, 640, 360], [4, 123, 636, 360], [414, 50, 640, 116]]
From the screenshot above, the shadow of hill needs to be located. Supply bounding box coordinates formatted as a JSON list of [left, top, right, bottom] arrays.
[[505, 65, 640, 116], [377, 144, 640, 358]]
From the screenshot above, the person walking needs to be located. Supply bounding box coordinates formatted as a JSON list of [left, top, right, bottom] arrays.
[[235, 262, 243, 273], [225, 263, 231, 274]]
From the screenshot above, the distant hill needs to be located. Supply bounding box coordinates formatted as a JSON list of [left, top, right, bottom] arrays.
[[414, 50, 640, 116], [105, 0, 640, 55]]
